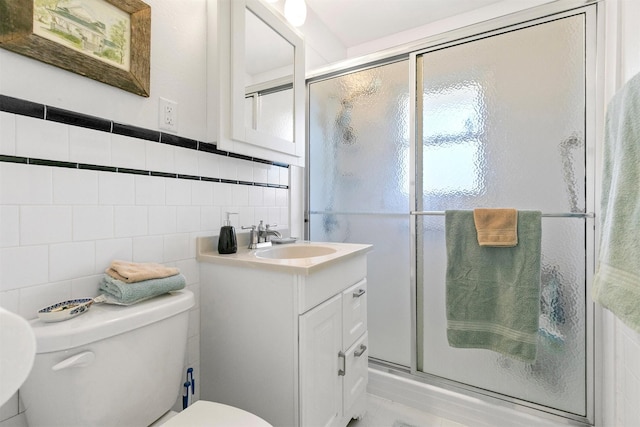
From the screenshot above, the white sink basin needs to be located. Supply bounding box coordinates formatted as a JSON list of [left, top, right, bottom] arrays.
[[198, 237, 372, 275], [0, 308, 36, 406], [256, 244, 337, 260]]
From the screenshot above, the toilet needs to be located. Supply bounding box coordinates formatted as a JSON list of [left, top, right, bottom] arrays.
[[20, 290, 271, 427]]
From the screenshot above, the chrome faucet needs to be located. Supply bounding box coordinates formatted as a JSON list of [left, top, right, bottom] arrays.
[[243, 221, 281, 248], [256, 220, 282, 242], [264, 224, 282, 241]]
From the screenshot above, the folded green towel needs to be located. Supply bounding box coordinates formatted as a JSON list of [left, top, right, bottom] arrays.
[[593, 72, 640, 333], [445, 210, 542, 362], [99, 273, 186, 305]]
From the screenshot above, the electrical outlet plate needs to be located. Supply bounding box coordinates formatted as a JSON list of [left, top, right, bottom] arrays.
[[159, 97, 178, 132]]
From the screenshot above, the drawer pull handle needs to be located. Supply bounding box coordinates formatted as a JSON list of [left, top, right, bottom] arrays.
[[352, 289, 366, 298], [354, 344, 367, 357], [338, 351, 346, 376]]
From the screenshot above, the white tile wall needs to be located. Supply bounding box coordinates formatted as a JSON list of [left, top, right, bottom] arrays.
[[53, 168, 98, 204], [174, 146, 200, 175], [0, 110, 290, 424], [73, 206, 114, 241], [111, 134, 147, 170], [149, 206, 178, 235], [15, 116, 69, 161], [0, 112, 16, 155], [0, 206, 19, 247], [135, 175, 166, 205], [20, 206, 72, 245], [49, 241, 96, 282], [98, 172, 135, 205], [0, 245, 49, 290], [114, 205, 149, 237], [69, 126, 111, 165], [146, 140, 175, 173], [166, 179, 192, 206], [0, 163, 52, 205]]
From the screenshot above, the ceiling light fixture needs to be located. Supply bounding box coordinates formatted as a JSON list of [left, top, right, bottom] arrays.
[[284, 0, 307, 27]]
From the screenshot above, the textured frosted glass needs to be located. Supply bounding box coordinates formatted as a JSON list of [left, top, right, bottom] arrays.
[[309, 60, 411, 366], [310, 213, 411, 366], [258, 89, 293, 141], [418, 15, 586, 415]]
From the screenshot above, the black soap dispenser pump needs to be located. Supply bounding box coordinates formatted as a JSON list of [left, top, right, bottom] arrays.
[[218, 212, 238, 254]]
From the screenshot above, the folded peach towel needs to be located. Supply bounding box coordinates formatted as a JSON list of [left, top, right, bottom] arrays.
[[473, 208, 518, 247], [105, 260, 179, 283]]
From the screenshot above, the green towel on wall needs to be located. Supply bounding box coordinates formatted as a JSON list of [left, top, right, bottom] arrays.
[[445, 210, 542, 362], [592, 72, 640, 333], [99, 273, 186, 305]]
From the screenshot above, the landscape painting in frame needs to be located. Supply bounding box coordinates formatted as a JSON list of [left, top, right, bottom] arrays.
[[0, 0, 150, 96], [33, 0, 131, 72]]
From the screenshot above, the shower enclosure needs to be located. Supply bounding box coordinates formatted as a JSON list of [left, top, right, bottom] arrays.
[[307, 3, 597, 424]]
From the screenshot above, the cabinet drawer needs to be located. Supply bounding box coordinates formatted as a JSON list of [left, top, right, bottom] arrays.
[[342, 279, 367, 350], [343, 332, 368, 418]]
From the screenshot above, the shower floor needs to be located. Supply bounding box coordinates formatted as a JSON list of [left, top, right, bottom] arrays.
[[362, 368, 586, 427], [350, 391, 580, 427], [348, 394, 467, 427]]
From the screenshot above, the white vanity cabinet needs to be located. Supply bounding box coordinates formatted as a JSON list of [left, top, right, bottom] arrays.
[[299, 280, 368, 427], [198, 240, 371, 427]]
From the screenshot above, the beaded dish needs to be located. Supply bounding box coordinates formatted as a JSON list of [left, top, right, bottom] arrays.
[[37, 298, 94, 323]]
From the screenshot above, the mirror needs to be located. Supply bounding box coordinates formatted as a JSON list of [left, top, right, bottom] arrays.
[[215, 0, 305, 167], [244, 9, 294, 142]]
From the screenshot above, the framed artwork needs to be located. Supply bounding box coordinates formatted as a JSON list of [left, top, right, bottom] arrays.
[[0, 0, 151, 97]]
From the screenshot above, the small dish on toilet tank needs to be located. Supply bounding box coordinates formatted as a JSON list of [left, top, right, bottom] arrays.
[[37, 298, 94, 323]]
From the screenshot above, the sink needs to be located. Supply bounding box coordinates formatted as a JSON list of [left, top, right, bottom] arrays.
[[197, 237, 372, 274], [0, 307, 36, 406], [256, 244, 337, 260]]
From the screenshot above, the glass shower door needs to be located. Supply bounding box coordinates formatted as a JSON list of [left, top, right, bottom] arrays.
[[308, 60, 412, 366], [416, 13, 589, 415]]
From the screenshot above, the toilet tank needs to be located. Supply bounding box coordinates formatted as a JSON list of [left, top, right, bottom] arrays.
[[21, 290, 194, 427]]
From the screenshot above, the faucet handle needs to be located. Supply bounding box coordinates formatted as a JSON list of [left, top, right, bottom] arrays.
[[241, 225, 258, 249], [265, 224, 278, 229]]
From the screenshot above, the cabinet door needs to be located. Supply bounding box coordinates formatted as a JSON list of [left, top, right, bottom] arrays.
[[343, 332, 368, 419], [299, 294, 343, 427], [342, 280, 367, 349]]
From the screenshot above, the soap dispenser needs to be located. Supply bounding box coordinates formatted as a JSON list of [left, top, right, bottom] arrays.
[[218, 212, 238, 254]]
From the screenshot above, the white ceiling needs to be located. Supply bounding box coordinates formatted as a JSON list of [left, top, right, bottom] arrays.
[[302, 0, 505, 48]]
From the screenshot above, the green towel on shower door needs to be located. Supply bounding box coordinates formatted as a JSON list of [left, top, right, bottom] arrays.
[[445, 210, 542, 362], [593, 72, 640, 333]]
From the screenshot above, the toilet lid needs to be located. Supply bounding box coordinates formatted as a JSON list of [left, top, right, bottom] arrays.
[[161, 401, 273, 427]]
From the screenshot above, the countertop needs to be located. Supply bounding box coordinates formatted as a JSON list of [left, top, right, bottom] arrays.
[[196, 236, 372, 275]]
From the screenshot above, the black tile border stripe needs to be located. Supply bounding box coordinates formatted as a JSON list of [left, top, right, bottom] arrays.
[[46, 106, 112, 132], [0, 155, 289, 189], [160, 133, 198, 150], [112, 122, 160, 142], [0, 95, 289, 189], [0, 95, 289, 169], [0, 96, 44, 119]]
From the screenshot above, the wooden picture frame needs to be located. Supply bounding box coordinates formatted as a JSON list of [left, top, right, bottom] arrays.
[[0, 0, 151, 97]]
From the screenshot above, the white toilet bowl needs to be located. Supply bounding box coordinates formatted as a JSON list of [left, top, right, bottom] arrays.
[[159, 401, 272, 427]]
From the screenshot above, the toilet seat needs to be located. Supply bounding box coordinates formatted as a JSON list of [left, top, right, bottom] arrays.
[[160, 401, 273, 427]]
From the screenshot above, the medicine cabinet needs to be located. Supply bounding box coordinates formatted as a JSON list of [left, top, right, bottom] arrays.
[[210, 0, 306, 167]]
